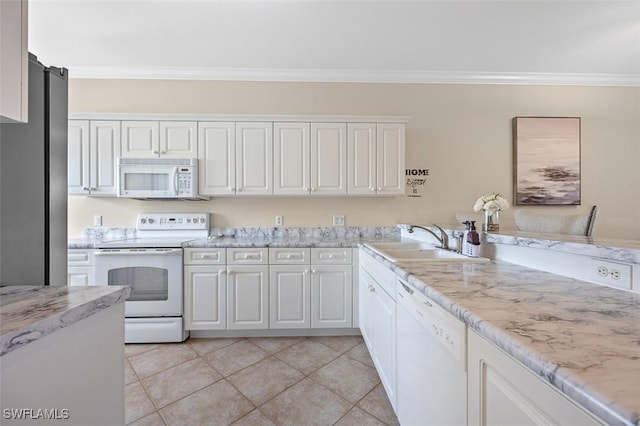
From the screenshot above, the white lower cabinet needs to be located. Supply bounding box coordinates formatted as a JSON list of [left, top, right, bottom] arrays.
[[184, 265, 226, 330], [227, 265, 269, 330], [358, 250, 397, 410], [184, 248, 227, 330], [311, 265, 352, 328], [67, 249, 95, 286], [184, 247, 355, 332], [270, 265, 310, 328], [467, 329, 603, 426]]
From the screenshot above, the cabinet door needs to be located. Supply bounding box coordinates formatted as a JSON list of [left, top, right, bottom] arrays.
[[347, 123, 377, 195], [198, 122, 236, 196], [236, 122, 273, 196], [160, 121, 197, 158], [467, 329, 602, 426], [89, 121, 120, 196], [376, 123, 405, 195], [67, 267, 94, 286], [311, 265, 352, 328], [358, 268, 375, 350], [270, 265, 310, 329], [227, 265, 269, 329], [68, 120, 91, 195], [372, 283, 397, 409], [121, 121, 159, 158], [67, 249, 94, 287], [274, 122, 310, 195], [184, 265, 226, 330], [310, 123, 347, 195]]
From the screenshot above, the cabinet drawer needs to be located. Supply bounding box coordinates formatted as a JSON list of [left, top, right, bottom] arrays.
[[227, 248, 269, 265], [68, 249, 94, 266], [359, 250, 396, 299], [184, 248, 226, 265], [311, 248, 352, 264], [269, 248, 310, 264]]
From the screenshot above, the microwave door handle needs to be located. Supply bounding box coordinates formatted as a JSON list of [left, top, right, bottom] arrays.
[[173, 168, 179, 195]]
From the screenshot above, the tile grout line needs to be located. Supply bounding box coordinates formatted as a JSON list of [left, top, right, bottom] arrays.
[[125, 336, 394, 426]]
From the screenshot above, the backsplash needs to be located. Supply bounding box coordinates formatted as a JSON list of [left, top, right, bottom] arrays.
[[83, 226, 400, 241]]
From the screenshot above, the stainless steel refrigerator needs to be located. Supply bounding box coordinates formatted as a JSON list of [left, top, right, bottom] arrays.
[[0, 53, 68, 286]]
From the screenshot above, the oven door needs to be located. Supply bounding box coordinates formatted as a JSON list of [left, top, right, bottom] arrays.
[[94, 248, 183, 317]]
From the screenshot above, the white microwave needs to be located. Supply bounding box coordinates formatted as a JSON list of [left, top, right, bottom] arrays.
[[117, 158, 208, 200]]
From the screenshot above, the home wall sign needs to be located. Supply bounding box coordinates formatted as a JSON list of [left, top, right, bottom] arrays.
[[513, 117, 581, 205], [406, 168, 429, 198]]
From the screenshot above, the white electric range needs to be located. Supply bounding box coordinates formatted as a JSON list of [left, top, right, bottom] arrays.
[[94, 212, 209, 343]]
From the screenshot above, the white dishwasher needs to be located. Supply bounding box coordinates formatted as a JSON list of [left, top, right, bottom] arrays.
[[396, 279, 467, 426]]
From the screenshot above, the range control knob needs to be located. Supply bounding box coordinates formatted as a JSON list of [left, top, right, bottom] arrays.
[[200, 218, 206, 223], [148, 218, 155, 224], [140, 218, 147, 224]]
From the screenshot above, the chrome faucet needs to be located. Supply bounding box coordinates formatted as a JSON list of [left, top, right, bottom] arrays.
[[404, 224, 450, 250]]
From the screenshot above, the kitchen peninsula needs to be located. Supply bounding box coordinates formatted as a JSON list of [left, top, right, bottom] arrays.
[[361, 227, 640, 426], [0, 285, 130, 425]]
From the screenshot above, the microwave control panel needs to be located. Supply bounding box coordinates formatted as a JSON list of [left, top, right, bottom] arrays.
[[177, 168, 194, 196]]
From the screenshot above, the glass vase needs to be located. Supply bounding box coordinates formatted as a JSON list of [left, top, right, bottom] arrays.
[[484, 210, 500, 232]]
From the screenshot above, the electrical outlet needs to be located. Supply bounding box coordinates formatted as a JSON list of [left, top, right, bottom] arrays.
[[93, 215, 102, 226], [275, 215, 283, 226], [333, 215, 345, 226], [590, 258, 632, 290]]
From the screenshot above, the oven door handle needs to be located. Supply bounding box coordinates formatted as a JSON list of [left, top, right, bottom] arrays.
[[95, 249, 183, 256]]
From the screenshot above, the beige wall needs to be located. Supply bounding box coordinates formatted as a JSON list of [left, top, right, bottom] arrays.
[[68, 80, 640, 239]]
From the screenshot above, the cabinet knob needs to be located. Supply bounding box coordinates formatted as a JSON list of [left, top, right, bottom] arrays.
[[370, 187, 375, 192], [82, 187, 90, 191], [153, 150, 159, 154], [377, 187, 382, 192], [311, 269, 318, 274], [160, 150, 166, 154]]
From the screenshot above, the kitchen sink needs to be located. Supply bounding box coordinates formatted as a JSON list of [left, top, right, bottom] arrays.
[[366, 242, 490, 263]]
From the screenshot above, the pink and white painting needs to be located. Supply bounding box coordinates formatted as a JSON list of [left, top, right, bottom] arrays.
[[513, 117, 581, 205]]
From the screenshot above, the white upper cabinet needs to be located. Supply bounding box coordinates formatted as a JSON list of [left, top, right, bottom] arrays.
[[235, 122, 273, 196], [68, 120, 90, 195], [68, 120, 120, 196], [376, 123, 405, 195], [159, 121, 198, 158], [311, 123, 347, 195], [68, 115, 406, 197], [274, 122, 310, 195], [348, 123, 405, 195], [198, 122, 236, 196], [347, 123, 377, 195], [121, 121, 197, 158], [0, 0, 28, 123], [121, 121, 158, 158]]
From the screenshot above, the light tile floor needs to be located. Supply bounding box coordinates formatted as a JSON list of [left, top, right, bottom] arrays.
[[125, 336, 399, 425]]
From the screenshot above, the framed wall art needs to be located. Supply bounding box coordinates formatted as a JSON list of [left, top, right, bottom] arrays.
[[513, 116, 581, 205]]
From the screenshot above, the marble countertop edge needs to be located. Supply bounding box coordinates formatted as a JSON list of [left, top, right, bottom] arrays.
[[0, 286, 131, 357]]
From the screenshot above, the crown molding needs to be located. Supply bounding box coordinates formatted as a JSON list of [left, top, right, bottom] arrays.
[[67, 66, 640, 87]]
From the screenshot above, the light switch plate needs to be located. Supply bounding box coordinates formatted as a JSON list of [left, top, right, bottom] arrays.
[[93, 215, 102, 226], [275, 215, 283, 226], [333, 215, 345, 226]]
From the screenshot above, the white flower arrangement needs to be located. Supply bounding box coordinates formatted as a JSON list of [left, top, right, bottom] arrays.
[[473, 193, 509, 215]]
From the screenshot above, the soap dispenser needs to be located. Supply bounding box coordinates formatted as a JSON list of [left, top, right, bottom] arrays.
[[461, 220, 480, 257]]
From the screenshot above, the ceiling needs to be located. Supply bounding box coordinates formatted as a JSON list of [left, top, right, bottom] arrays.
[[28, 0, 640, 85]]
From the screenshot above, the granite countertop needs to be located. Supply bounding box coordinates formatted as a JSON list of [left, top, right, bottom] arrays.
[[486, 229, 640, 263], [360, 244, 640, 426], [0, 285, 131, 357], [69, 226, 403, 249]]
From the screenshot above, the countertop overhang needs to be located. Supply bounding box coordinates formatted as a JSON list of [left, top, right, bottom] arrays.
[[0, 285, 131, 357]]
